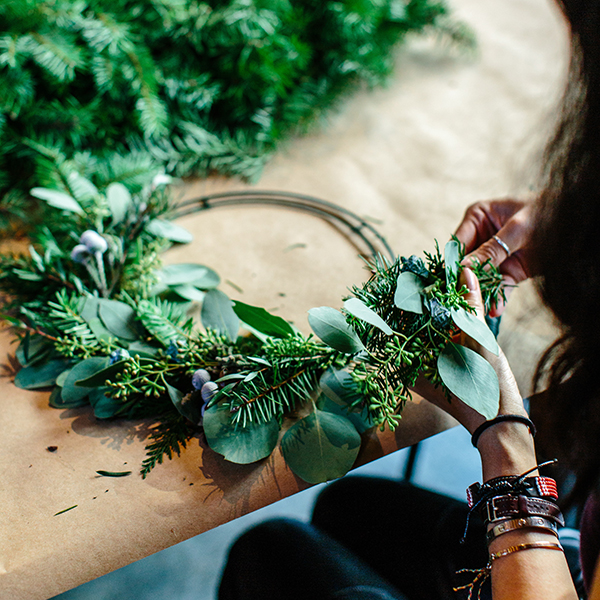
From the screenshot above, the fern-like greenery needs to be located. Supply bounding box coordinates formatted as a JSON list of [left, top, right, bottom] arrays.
[[0, 0, 471, 228]]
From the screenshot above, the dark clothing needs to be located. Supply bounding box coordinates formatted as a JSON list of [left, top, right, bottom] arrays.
[[219, 478, 490, 600], [219, 518, 408, 600], [580, 493, 600, 592]]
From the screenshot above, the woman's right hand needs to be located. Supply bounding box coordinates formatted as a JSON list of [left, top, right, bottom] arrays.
[[454, 199, 535, 316]]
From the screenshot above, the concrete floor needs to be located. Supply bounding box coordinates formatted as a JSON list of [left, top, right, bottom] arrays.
[[51, 425, 481, 600]]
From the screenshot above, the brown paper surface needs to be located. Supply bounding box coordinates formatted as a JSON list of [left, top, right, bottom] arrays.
[[1, 0, 566, 597]]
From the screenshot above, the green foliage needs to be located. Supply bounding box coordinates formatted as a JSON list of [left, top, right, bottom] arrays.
[[437, 342, 499, 420], [334, 241, 504, 429], [140, 412, 196, 478], [0, 0, 468, 227], [203, 403, 279, 464], [1, 168, 507, 483], [281, 403, 362, 484]]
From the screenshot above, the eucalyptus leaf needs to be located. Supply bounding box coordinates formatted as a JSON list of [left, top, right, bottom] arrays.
[[106, 182, 132, 224], [320, 369, 363, 408], [344, 298, 394, 335], [98, 299, 139, 341], [149, 282, 169, 297], [280, 408, 361, 484], [203, 404, 279, 464], [15, 358, 73, 389], [450, 307, 499, 355], [48, 386, 64, 408], [321, 397, 374, 435], [87, 317, 114, 342], [48, 385, 90, 409], [55, 368, 72, 387], [146, 219, 193, 243], [157, 264, 220, 287], [89, 388, 123, 419], [16, 335, 52, 367], [190, 271, 220, 290], [437, 342, 499, 420], [307, 307, 364, 354], [63, 357, 109, 403], [233, 301, 294, 338], [30, 187, 84, 214], [128, 341, 159, 358], [172, 284, 206, 302], [79, 295, 99, 322], [166, 381, 201, 424], [445, 240, 460, 283], [201, 289, 239, 342], [394, 272, 425, 314], [75, 359, 128, 387]]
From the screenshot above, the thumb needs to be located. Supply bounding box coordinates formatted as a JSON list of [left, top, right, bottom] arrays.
[[460, 267, 486, 320]]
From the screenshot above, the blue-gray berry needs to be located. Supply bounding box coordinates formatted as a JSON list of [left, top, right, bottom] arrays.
[[80, 230, 108, 254], [70, 244, 90, 263], [192, 369, 211, 390], [201, 381, 218, 403], [110, 349, 130, 364]]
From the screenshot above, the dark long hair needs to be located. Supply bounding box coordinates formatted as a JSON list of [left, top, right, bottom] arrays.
[[532, 0, 600, 505]]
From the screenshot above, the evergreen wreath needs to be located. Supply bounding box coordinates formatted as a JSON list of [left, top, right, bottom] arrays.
[[0, 170, 505, 483], [0, 0, 474, 232]]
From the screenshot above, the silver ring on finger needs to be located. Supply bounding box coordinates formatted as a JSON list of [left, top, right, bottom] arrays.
[[492, 235, 511, 257]]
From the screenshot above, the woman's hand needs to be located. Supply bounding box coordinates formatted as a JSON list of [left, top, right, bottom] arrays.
[[413, 267, 537, 478], [454, 199, 535, 316], [414, 268, 526, 433]]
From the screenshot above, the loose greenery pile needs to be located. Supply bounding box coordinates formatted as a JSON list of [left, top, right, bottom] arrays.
[[1, 170, 504, 483], [0, 0, 473, 232]]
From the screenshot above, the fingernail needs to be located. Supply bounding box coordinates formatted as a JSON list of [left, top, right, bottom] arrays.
[[463, 267, 479, 292]]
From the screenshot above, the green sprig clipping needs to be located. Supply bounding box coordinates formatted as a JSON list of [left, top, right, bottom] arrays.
[[1, 171, 505, 484]]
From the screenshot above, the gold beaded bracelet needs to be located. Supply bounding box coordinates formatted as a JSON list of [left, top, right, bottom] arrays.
[[489, 541, 563, 563]]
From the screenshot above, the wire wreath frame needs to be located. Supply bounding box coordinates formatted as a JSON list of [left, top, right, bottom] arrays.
[[171, 190, 395, 264]]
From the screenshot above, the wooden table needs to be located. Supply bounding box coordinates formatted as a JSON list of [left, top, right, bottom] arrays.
[[0, 319, 458, 600], [0, 0, 564, 595]]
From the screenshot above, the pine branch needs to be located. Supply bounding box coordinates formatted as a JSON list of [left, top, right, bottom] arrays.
[[0, 0, 470, 231], [140, 411, 195, 478]]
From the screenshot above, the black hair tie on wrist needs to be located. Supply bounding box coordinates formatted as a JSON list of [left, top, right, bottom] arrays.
[[471, 414, 536, 448]]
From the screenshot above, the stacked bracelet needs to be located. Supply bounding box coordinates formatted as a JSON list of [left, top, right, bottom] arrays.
[[457, 464, 564, 599], [486, 516, 559, 545], [467, 475, 558, 509]]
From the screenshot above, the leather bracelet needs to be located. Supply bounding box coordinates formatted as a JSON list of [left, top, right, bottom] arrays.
[[483, 495, 565, 526], [486, 516, 559, 545], [467, 476, 558, 508], [471, 414, 536, 448]]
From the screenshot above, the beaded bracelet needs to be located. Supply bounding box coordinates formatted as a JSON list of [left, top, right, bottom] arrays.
[[467, 475, 558, 508], [471, 414, 536, 448]]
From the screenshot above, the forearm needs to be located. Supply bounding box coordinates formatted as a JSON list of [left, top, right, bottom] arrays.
[[477, 425, 578, 600]]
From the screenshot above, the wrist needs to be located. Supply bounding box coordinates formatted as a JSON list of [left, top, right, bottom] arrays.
[[477, 422, 537, 481]]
